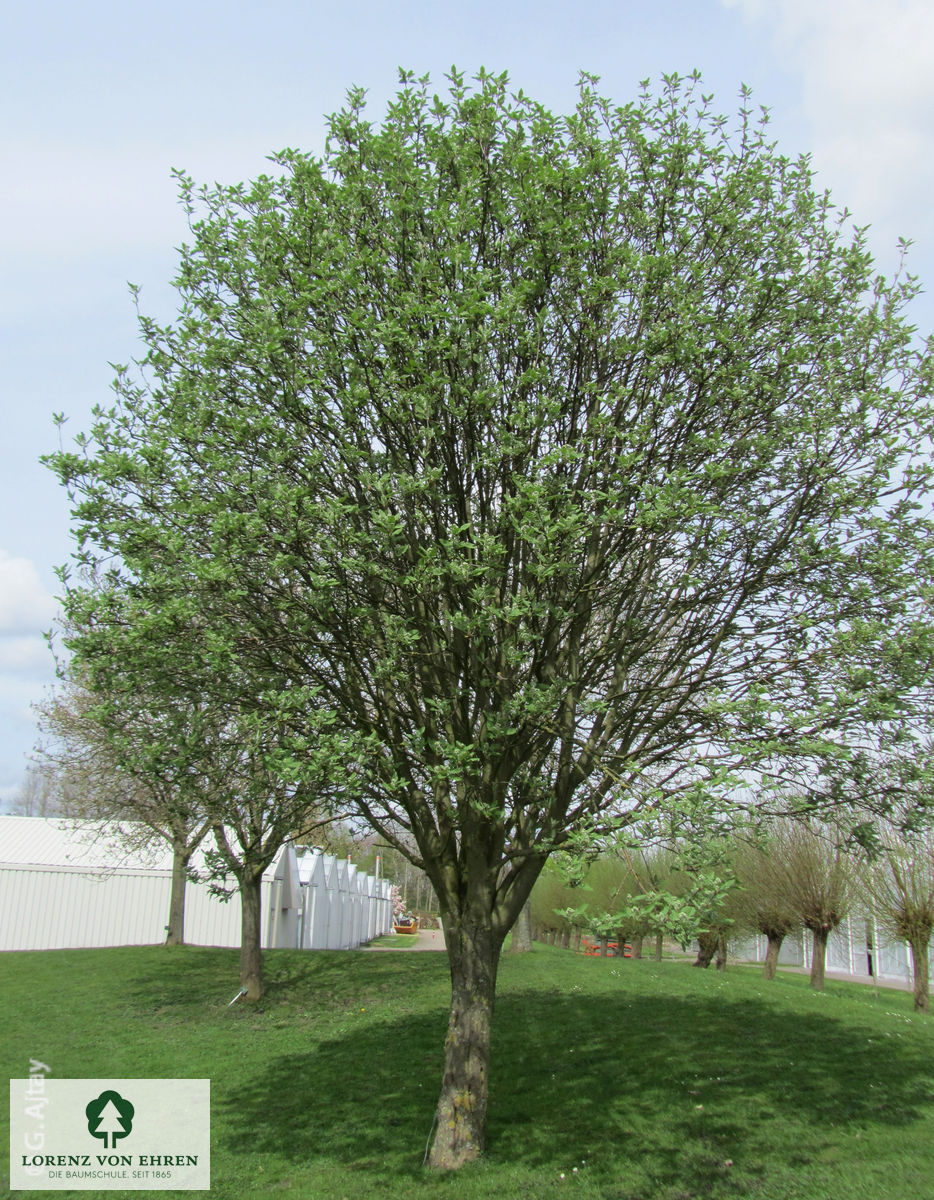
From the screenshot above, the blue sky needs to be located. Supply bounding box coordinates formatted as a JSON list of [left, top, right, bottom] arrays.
[[2, 0, 933, 806]]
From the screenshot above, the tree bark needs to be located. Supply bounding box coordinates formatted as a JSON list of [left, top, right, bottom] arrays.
[[630, 934, 644, 960], [909, 937, 930, 1013], [240, 872, 265, 1001], [694, 929, 717, 968], [428, 916, 501, 1170], [654, 931, 664, 961], [572, 927, 582, 954], [715, 929, 728, 971], [762, 932, 785, 981], [509, 900, 532, 953], [809, 927, 828, 990], [164, 841, 189, 946]]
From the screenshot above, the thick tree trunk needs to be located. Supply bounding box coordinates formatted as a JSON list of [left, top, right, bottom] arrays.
[[509, 901, 532, 954], [164, 842, 189, 946], [762, 932, 785, 981], [909, 937, 930, 1013], [654, 931, 664, 961], [809, 927, 828, 990], [715, 929, 728, 971], [630, 934, 644, 960], [572, 927, 582, 954], [240, 872, 265, 1001], [559, 927, 571, 949], [694, 929, 717, 968], [428, 917, 501, 1170]]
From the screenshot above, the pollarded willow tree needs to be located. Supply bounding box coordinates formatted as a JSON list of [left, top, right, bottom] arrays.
[[49, 69, 934, 1168], [862, 824, 934, 1012]]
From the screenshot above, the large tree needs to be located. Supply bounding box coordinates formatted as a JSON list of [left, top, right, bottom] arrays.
[[49, 69, 933, 1167]]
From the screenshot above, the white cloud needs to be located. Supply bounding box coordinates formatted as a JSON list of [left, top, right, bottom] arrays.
[[723, 0, 934, 260], [0, 673, 51, 721], [0, 136, 298, 263], [0, 551, 59, 634], [0, 635, 55, 678]]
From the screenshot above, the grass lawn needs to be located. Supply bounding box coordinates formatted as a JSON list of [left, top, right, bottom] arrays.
[[4, 943, 934, 1200]]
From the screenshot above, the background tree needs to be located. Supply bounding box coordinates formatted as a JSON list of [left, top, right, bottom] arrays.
[[530, 860, 580, 947], [36, 673, 212, 946], [49, 70, 934, 1168], [6, 761, 66, 816], [768, 818, 860, 990], [733, 834, 800, 980], [861, 823, 934, 1012], [613, 843, 682, 961], [508, 898, 533, 953], [54, 585, 348, 995]]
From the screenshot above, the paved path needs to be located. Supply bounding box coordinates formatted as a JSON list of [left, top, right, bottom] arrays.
[[362, 928, 446, 952], [775, 964, 913, 993]]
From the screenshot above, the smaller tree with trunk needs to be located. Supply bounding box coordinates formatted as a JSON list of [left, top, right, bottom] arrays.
[[36, 671, 212, 946], [733, 835, 800, 980], [766, 818, 860, 989], [52, 586, 347, 995], [861, 824, 934, 1012]]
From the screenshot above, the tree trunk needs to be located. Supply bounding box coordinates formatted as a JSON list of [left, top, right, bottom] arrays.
[[909, 937, 930, 1013], [694, 929, 717, 968], [509, 901, 532, 954], [654, 931, 664, 961], [762, 932, 785, 981], [630, 934, 644, 960], [599, 937, 609, 957], [240, 872, 265, 1001], [164, 841, 189, 946], [715, 929, 728, 971], [572, 927, 582, 954], [559, 927, 571, 949], [428, 917, 501, 1170], [809, 927, 828, 990]]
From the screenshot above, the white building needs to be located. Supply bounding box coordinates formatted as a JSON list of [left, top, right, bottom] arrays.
[[733, 914, 932, 986], [0, 816, 390, 953]]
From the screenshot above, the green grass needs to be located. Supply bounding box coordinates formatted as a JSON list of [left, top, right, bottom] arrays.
[[4, 945, 934, 1200], [364, 932, 421, 949]]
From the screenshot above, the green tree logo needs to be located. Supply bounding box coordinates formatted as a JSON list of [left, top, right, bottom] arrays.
[[86, 1090, 135, 1148]]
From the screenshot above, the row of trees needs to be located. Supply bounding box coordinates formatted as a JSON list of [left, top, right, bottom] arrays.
[[529, 817, 934, 1010], [45, 69, 934, 1168]]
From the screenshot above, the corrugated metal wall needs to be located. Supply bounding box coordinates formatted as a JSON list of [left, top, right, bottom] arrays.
[[0, 821, 389, 953], [0, 864, 266, 952]]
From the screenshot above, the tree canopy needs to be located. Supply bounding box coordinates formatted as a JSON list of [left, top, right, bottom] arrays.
[[49, 68, 933, 1168]]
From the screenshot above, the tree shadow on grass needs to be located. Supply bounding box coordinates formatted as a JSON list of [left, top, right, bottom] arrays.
[[119, 945, 445, 1014], [217, 981, 934, 1195]]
